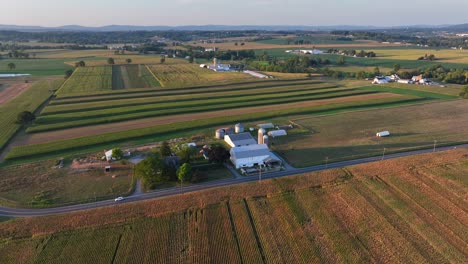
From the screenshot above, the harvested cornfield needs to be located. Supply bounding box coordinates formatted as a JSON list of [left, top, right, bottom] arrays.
[[0, 149, 466, 263]]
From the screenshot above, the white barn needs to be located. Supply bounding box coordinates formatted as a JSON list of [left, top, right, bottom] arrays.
[[230, 144, 282, 169], [224, 133, 257, 148]]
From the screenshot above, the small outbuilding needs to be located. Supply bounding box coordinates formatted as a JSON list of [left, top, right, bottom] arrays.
[[257, 123, 275, 129], [268, 130, 288, 138], [376, 131, 391, 137]]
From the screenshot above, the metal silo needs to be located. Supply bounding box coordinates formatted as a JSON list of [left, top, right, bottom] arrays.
[[215, 129, 225, 139], [235, 123, 245, 133], [258, 128, 266, 144], [263, 135, 269, 145]]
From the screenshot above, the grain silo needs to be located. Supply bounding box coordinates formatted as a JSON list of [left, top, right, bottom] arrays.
[[258, 128, 266, 144], [213, 58, 218, 66], [235, 123, 245, 134], [215, 129, 225, 139], [263, 135, 269, 145]]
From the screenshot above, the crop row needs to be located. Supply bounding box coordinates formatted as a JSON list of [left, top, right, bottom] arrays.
[[57, 66, 113, 95], [0, 80, 62, 151], [50, 78, 319, 105], [7, 96, 423, 160], [30, 89, 375, 132], [41, 83, 339, 115]]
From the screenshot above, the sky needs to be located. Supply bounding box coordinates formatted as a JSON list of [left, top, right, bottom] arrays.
[[2, 0, 468, 27]]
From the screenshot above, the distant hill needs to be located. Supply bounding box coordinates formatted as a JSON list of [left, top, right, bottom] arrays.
[[1, 23, 465, 32]]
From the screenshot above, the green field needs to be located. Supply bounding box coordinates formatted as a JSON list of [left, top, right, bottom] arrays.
[[0, 80, 62, 151], [272, 100, 468, 167], [31, 86, 377, 132], [0, 150, 466, 263], [0, 58, 73, 76], [112, 64, 161, 89], [57, 66, 112, 95], [256, 35, 359, 45]]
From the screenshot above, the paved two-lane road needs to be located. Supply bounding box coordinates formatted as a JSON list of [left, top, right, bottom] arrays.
[[0, 144, 466, 218]]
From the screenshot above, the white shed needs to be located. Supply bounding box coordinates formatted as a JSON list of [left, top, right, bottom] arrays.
[[105, 150, 114, 161], [268, 130, 288, 138], [376, 131, 390, 137]]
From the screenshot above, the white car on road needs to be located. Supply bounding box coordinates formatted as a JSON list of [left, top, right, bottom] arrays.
[[114, 197, 125, 202]]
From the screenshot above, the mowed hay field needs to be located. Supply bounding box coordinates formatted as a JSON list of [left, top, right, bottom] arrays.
[[148, 62, 256, 87], [0, 149, 466, 263], [272, 100, 468, 167]]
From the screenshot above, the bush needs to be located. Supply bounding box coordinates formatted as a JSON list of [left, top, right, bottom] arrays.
[[16, 111, 35, 124], [460, 85, 468, 99]]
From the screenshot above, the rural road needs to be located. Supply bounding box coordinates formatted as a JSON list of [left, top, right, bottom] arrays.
[[0, 144, 466, 218]]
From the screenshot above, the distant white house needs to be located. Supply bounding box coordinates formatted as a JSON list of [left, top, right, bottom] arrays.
[[300, 49, 323, 55], [397, 79, 412, 84], [230, 144, 282, 169], [372, 77, 389, 84]]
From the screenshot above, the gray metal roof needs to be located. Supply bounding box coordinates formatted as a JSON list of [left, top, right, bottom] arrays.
[[230, 144, 281, 161], [225, 133, 257, 147]]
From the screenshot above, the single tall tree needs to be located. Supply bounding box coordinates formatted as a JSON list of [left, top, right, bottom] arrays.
[[107, 58, 115, 65], [16, 111, 35, 124], [177, 163, 192, 183], [126, 58, 132, 64], [7, 62, 15, 71], [160, 141, 172, 157]]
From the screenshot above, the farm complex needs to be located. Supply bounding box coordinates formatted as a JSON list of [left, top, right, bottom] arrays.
[[0, 27, 467, 263]]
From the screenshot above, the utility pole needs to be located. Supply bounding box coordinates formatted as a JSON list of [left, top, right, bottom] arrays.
[[381, 148, 386, 160], [325, 157, 329, 169], [258, 164, 262, 183], [433, 140, 437, 152]]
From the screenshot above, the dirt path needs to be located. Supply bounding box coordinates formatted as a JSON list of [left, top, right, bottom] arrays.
[[17, 93, 401, 146], [120, 66, 132, 89], [0, 83, 31, 105]]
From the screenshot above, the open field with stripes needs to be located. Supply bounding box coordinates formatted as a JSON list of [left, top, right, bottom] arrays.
[[6, 76, 435, 161], [0, 149, 466, 263]]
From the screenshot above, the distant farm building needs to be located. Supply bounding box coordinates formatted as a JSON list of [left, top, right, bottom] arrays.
[[230, 144, 282, 169], [257, 123, 275, 129], [268, 130, 288, 138], [376, 131, 391, 137], [224, 133, 257, 148], [372, 77, 389, 84]]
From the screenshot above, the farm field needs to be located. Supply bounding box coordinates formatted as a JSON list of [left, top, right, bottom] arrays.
[[272, 100, 468, 167], [191, 40, 402, 51], [0, 80, 62, 152], [57, 66, 112, 95], [0, 58, 73, 76], [147, 62, 256, 87], [112, 64, 161, 89], [0, 82, 31, 105], [0, 158, 133, 208], [6, 93, 422, 161], [0, 149, 466, 263]]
